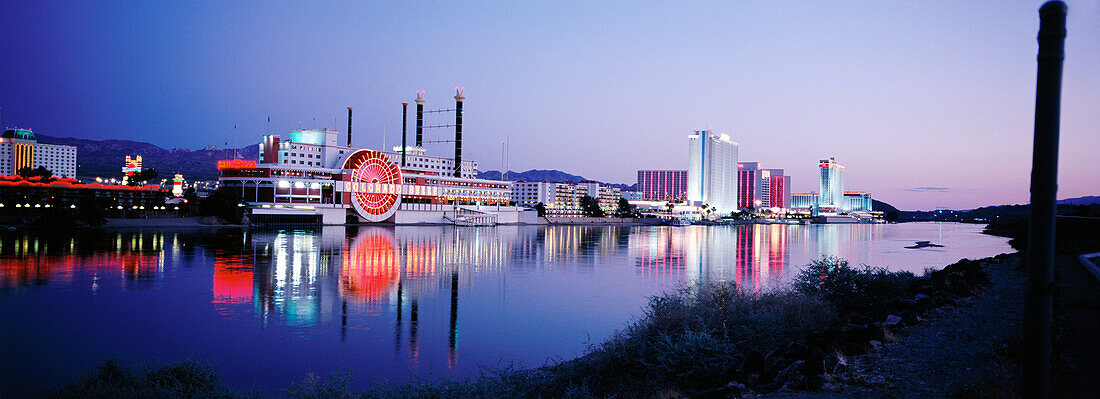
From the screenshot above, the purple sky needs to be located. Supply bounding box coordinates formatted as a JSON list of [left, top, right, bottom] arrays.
[[1, 1, 1097, 210]]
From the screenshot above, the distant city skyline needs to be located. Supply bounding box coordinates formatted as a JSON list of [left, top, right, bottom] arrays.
[[1, 1, 1098, 210]]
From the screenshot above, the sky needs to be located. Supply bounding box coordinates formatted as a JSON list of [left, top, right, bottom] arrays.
[[1, 1, 1098, 210]]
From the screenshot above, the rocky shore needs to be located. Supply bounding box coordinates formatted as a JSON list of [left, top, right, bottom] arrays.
[[763, 254, 1024, 398]]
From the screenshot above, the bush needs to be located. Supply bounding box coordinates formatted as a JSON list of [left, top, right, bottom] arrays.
[[199, 187, 243, 224], [545, 282, 834, 395], [45, 359, 254, 399], [794, 256, 916, 315]]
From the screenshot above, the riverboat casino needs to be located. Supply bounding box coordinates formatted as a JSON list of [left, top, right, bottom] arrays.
[[217, 90, 531, 225]]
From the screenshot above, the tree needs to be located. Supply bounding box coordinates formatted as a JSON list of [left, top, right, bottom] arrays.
[[198, 186, 243, 223], [17, 166, 53, 180], [665, 201, 675, 216], [126, 168, 159, 186], [580, 195, 605, 217], [615, 197, 635, 218], [885, 210, 899, 222], [534, 202, 547, 217], [77, 190, 108, 227]]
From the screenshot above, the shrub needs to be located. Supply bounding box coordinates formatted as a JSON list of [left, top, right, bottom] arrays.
[[199, 187, 243, 224], [545, 282, 834, 395], [794, 256, 916, 315], [45, 359, 254, 399]]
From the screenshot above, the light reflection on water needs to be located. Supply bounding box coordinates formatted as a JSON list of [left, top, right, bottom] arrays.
[[0, 223, 1011, 395]]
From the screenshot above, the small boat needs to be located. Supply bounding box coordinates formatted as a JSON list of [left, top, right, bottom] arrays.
[[673, 219, 692, 226], [906, 240, 945, 249]]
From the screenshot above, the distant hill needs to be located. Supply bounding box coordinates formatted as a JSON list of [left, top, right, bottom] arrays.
[[478, 169, 586, 183], [478, 169, 635, 190], [872, 199, 899, 214], [36, 134, 257, 180], [1059, 196, 1100, 205]]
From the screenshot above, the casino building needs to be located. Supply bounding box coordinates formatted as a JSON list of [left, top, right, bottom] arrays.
[[218, 90, 534, 225], [0, 128, 77, 178]]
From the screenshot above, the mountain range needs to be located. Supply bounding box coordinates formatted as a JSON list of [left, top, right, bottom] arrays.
[[476, 169, 636, 190], [36, 134, 257, 180], [1059, 196, 1100, 206]]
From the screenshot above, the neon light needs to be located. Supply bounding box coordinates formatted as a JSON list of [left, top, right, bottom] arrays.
[[217, 159, 257, 170], [342, 150, 402, 222]]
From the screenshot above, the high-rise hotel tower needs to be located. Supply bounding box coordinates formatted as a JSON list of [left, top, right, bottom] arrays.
[[818, 157, 845, 210], [687, 130, 738, 214], [0, 128, 77, 178]]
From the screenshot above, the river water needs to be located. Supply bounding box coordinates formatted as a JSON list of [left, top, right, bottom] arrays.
[[0, 223, 1011, 395]]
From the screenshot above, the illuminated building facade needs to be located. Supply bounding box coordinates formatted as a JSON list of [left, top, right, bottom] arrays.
[[510, 181, 621, 216], [842, 191, 873, 212], [818, 157, 845, 211], [791, 193, 818, 212], [172, 174, 185, 197], [762, 169, 790, 209], [620, 190, 643, 201], [687, 130, 738, 215], [0, 128, 77, 178], [0, 175, 166, 213], [636, 170, 687, 202], [578, 181, 622, 214], [737, 162, 762, 209], [736, 162, 791, 211]]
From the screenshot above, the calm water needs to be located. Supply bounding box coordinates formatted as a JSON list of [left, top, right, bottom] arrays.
[[0, 223, 1010, 395]]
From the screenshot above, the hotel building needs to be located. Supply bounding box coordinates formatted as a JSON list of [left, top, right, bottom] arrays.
[[737, 162, 791, 210], [761, 168, 791, 209], [737, 162, 762, 209], [687, 130, 738, 215], [818, 157, 845, 211], [511, 180, 622, 216], [0, 129, 77, 178], [636, 170, 688, 202], [791, 193, 818, 211], [842, 191, 873, 212]]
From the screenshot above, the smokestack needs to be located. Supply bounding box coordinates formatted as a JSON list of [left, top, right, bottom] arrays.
[[454, 87, 464, 178], [415, 91, 425, 148], [401, 103, 408, 166], [346, 107, 353, 147]]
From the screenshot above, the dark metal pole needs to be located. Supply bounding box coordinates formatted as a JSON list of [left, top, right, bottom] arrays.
[[449, 271, 459, 361], [415, 96, 424, 148], [401, 103, 408, 166], [1024, 2, 1066, 398], [454, 91, 464, 177], [346, 107, 353, 147]]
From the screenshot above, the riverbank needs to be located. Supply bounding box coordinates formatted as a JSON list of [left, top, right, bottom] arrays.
[[102, 216, 246, 228], [766, 253, 1025, 398], [769, 252, 1100, 398]]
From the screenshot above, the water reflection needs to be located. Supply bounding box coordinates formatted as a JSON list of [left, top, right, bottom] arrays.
[[0, 224, 976, 300], [0, 223, 1011, 396], [0, 226, 798, 294], [0, 232, 169, 290]]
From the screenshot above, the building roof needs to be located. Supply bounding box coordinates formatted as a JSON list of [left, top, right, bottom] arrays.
[[2, 128, 35, 141]]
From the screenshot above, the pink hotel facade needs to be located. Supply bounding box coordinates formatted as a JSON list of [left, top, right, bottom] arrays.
[[636, 170, 688, 202]]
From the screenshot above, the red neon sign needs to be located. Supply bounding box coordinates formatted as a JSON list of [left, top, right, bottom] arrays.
[[217, 159, 257, 170]]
